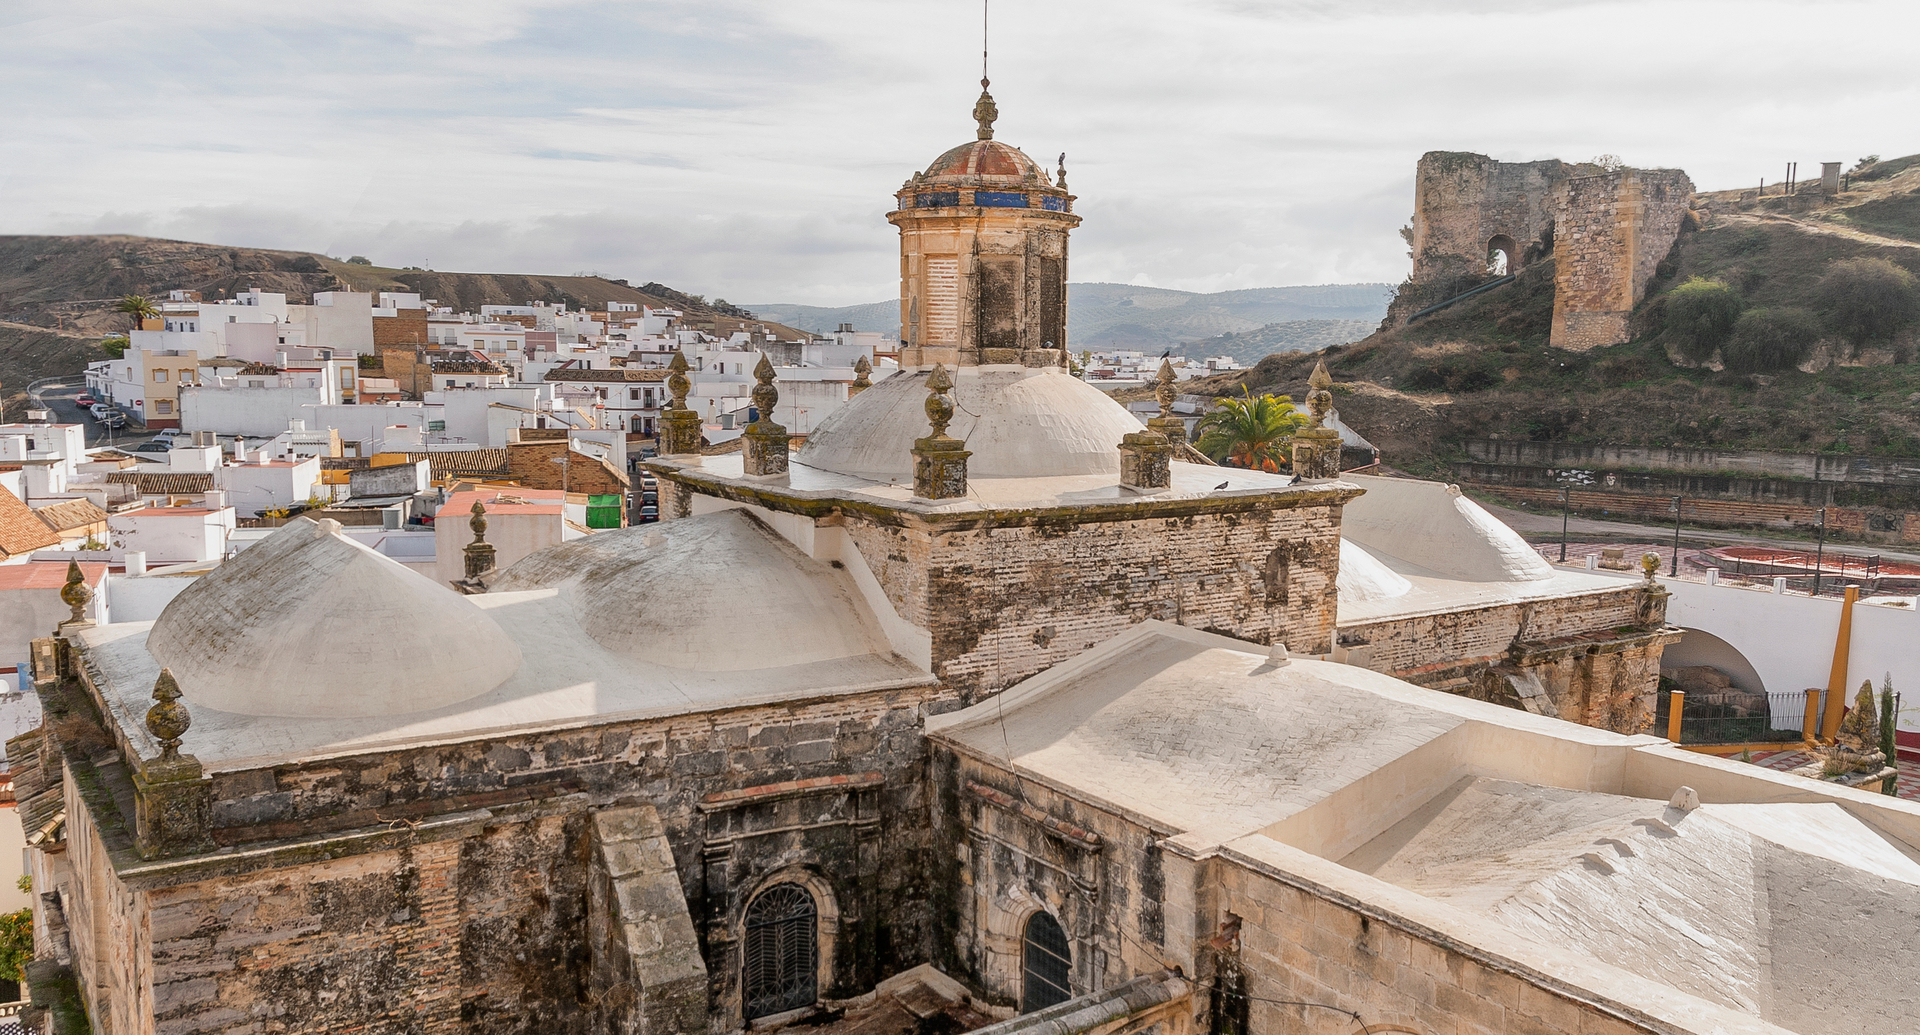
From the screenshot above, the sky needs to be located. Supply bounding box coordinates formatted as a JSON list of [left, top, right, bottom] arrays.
[[2, 0, 1915, 307]]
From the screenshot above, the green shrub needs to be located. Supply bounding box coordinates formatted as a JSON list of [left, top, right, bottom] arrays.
[[1663, 277, 1744, 361], [1724, 307, 1822, 373], [0, 907, 30, 982], [1815, 257, 1920, 343], [99, 335, 129, 359]]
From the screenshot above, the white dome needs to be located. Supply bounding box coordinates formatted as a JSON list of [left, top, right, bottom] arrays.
[[1336, 539, 1414, 606], [488, 509, 890, 671], [147, 517, 521, 718], [797, 366, 1144, 480]]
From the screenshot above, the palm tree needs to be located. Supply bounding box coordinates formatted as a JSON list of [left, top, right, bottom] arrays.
[[1194, 387, 1308, 473], [114, 294, 159, 332]]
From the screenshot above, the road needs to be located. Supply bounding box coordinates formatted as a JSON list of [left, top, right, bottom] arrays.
[[26, 374, 160, 451], [1479, 498, 1920, 568]]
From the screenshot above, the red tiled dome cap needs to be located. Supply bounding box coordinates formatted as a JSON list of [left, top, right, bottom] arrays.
[[922, 139, 1047, 182]]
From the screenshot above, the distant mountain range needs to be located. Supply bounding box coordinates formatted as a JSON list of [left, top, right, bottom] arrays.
[[743, 282, 1394, 350]]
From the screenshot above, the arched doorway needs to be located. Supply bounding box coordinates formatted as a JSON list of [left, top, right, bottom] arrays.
[[1487, 235, 1517, 276], [1021, 911, 1072, 1013], [743, 883, 818, 1020]]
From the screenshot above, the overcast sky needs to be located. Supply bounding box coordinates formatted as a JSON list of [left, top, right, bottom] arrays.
[[3, 0, 1914, 306]]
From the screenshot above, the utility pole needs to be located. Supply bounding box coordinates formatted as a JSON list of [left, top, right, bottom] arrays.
[[1669, 496, 1683, 577], [1813, 507, 1826, 596]]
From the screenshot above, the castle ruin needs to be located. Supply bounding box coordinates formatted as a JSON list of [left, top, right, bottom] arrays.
[[1404, 151, 1694, 349]]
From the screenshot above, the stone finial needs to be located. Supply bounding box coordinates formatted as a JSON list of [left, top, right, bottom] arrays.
[[1667, 786, 1699, 811], [1305, 359, 1334, 429], [667, 350, 691, 411], [1640, 552, 1661, 582], [60, 559, 92, 627], [924, 363, 955, 439], [741, 353, 790, 477], [1290, 361, 1343, 482], [850, 354, 873, 396], [751, 353, 779, 418], [660, 350, 703, 457], [1155, 359, 1176, 419], [913, 365, 971, 500], [145, 667, 191, 763], [973, 78, 998, 140], [1057, 152, 1068, 189], [458, 500, 497, 591]]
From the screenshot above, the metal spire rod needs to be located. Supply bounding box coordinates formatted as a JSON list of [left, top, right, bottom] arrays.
[[982, 0, 989, 82]]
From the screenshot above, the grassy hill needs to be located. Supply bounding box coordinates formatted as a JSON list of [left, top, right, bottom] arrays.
[[1177, 155, 1920, 475], [0, 234, 808, 410], [744, 282, 1392, 346]]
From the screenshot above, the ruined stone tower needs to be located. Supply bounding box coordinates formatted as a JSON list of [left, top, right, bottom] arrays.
[[890, 79, 1079, 368]]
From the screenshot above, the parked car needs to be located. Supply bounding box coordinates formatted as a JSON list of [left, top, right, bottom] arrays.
[[89, 403, 111, 420], [75, 394, 96, 407], [638, 505, 659, 524], [133, 440, 172, 454], [100, 412, 128, 429]]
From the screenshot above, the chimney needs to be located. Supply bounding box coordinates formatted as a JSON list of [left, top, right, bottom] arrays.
[[204, 490, 228, 509], [125, 551, 147, 576]]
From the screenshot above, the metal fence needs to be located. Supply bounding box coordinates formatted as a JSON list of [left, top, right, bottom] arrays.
[[1655, 689, 1813, 745]]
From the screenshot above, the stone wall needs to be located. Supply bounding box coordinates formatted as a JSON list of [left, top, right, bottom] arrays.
[[931, 749, 1192, 1010], [1340, 586, 1675, 734], [46, 647, 955, 1035], [1210, 846, 1672, 1035], [844, 500, 1345, 701], [1410, 152, 1568, 287], [1550, 169, 1693, 350], [504, 441, 631, 496]]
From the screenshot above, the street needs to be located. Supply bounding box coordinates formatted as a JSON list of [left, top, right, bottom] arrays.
[[25, 374, 161, 451]]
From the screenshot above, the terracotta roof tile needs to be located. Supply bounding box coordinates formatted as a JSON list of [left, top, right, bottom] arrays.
[[106, 471, 216, 494], [34, 498, 110, 533], [0, 486, 60, 559]]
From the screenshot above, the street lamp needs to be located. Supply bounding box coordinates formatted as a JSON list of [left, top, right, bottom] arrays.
[[552, 453, 570, 497], [1669, 496, 1683, 577], [1554, 469, 1594, 563]]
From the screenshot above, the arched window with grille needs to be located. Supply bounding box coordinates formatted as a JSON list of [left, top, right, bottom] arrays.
[[1021, 910, 1072, 1013], [743, 883, 819, 1020]]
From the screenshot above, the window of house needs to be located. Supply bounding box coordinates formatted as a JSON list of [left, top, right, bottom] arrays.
[[156, 400, 173, 415], [743, 884, 817, 1020], [154, 370, 167, 382], [629, 388, 640, 401], [643, 389, 655, 407]]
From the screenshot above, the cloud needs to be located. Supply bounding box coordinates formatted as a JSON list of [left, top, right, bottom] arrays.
[[2, 0, 1916, 305]]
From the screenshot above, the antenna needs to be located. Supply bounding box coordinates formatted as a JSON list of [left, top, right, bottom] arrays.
[[982, 0, 989, 84]]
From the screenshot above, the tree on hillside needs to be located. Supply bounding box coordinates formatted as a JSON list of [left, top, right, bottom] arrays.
[[114, 294, 158, 331], [1814, 257, 1920, 344], [1663, 277, 1744, 362], [1195, 388, 1308, 472], [1723, 308, 1821, 374]]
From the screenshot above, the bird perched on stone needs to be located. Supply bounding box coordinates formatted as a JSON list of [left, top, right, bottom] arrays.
[[1213, 480, 1230, 490]]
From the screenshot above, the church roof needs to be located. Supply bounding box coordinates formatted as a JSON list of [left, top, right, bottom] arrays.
[[146, 516, 521, 718], [80, 511, 932, 770], [488, 509, 894, 672], [1346, 777, 1920, 1035], [797, 367, 1145, 481]]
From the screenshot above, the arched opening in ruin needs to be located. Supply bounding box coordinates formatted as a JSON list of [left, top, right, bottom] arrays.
[[1021, 910, 1072, 1013], [1486, 235, 1516, 276]]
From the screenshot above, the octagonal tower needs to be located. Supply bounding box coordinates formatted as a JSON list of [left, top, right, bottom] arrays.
[[890, 79, 1079, 369]]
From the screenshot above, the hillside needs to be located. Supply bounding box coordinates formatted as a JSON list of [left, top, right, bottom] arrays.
[[744, 281, 1392, 345], [0, 234, 809, 409], [1179, 154, 1920, 475], [1177, 319, 1377, 366]]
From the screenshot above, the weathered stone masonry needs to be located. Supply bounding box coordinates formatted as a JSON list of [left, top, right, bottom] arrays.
[[23, 650, 955, 1035]]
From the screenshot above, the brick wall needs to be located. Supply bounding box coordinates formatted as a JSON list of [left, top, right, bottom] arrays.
[[504, 441, 630, 496], [372, 308, 428, 347], [845, 503, 1342, 700]]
